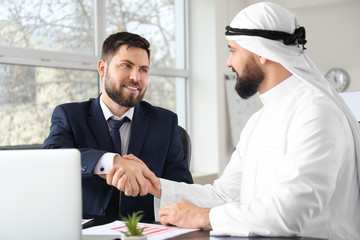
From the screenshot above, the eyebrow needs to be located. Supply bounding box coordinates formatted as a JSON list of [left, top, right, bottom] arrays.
[[119, 59, 149, 69]]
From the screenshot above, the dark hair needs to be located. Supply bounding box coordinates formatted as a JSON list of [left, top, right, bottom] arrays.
[[101, 31, 150, 62]]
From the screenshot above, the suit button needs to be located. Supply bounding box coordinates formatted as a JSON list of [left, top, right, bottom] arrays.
[[81, 166, 87, 172]]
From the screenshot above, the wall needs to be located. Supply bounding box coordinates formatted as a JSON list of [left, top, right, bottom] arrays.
[[188, 0, 248, 181], [290, 0, 360, 91], [245, 0, 360, 91], [188, 0, 221, 178]]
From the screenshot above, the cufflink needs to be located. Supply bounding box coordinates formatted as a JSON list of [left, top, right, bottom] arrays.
[[81, 166, 87, 172], [100, 167, 104, 172]]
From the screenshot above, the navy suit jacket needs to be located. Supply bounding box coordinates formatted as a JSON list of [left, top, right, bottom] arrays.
[[43, 96, 193, 220]]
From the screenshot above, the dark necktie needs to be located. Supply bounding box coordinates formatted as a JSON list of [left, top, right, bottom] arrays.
[[108, 117, 130, 155]]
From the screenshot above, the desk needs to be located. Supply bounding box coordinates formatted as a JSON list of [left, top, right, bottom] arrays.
[[82, 216, 326, 240]]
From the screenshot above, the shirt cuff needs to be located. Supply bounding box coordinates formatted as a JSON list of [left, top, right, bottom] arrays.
[[154, 196, 161, 221], [209, 206, 250, 237], [153, 178, 177, 220], [93, 153, 118, 174], [209, 207, 229, 236]]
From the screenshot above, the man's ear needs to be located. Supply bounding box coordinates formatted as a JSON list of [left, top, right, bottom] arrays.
[[98, 60, 106, 78]]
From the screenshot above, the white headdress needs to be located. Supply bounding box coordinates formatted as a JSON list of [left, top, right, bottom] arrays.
[[226, 2, 360, 185]]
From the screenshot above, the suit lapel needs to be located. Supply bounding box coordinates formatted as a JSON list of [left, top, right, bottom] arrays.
[[88, 96, 114, 152], [128, 103, 149, 157]]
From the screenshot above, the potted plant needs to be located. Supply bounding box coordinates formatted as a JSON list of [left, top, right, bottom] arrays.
[[120, 211, 147, 240]]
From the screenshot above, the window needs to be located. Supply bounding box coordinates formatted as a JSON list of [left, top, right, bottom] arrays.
[[0, 0, 188, 147], [0, 0, 95, 54], [0, 64, 98, 146], [104, 0, 188, 125], [105, 0, 185, 69]]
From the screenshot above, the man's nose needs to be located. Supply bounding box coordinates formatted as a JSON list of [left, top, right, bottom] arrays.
[[129, 68, 140, 82], [226, 56, 232, 68]]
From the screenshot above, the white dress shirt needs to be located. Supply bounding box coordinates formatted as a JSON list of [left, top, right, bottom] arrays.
[[93, 96, 134, 174], [155, 76, 360, 239]]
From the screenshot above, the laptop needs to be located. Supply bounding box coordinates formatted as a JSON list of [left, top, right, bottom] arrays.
[[0, 149, 82, 240]]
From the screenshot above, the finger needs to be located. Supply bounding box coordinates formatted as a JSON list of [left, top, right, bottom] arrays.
[[159, 209, 170, 226], [129, 165, 147, 196], [124, 178, 132, 196], [106, 166, 116, 185], [143, 170, 161, 191], [140, 179, 150, 196], [126, 174, 139, 196], [147, 180, 161, 197], [159, 215, 170, 226], [159, 211, 175, 226], [112, 167, 124, 188], [136, 178, 148, 197], [159, 205, 172, 217], [131, 177, 140, 196], [131, 180, 141, 197], [117, 174, 128, 192], [134, 172, 149, 196]]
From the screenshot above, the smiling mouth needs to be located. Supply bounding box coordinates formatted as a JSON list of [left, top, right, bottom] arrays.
[[125, 85, 139, 91]]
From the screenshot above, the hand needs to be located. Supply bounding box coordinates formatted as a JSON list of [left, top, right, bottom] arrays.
[[114, 174, 162, 198], [159, 199, 212, 229], [123, 154, 162, 198], [105, 154, 161, 197]]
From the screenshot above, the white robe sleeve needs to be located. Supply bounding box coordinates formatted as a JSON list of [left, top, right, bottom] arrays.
[[153, 149, 244, 220]]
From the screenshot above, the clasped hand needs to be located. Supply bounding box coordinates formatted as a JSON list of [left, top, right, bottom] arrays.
[[104, 154, 161, 197], [101, 154, 211, 230]]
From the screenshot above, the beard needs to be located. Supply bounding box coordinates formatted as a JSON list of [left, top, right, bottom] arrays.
[[104, 71, 146, 108], [234, 56, 264, 99]]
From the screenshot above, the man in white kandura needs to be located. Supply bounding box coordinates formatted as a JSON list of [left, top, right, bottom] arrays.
[[107, 2, 360, 239]]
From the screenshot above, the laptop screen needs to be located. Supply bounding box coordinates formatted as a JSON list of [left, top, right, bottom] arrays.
[[0, 149, 82, 240]]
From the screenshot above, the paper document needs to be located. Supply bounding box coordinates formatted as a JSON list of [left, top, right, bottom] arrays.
[[82, 220, 198, 239]]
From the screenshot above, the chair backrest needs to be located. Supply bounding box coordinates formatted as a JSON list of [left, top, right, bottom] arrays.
[[178, 125, 191, 167]]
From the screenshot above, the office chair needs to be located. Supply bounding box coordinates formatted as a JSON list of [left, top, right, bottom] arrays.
[[178, 126, 191, 167]]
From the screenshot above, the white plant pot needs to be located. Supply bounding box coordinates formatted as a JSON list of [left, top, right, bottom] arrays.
[[121, 235, 148, 240]]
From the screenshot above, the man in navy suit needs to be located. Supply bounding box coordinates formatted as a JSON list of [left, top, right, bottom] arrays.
[[43, 32, 193, 220]]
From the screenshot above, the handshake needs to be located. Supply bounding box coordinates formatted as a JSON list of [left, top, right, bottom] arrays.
[[99, 153, 212, 230], [99, 154, 162, 198]]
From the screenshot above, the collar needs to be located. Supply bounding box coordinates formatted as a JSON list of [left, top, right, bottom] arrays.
[[259, 75, 301, 105], [100, 95, 134, 121]]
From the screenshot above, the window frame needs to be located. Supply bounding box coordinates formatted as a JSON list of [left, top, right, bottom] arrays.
[[0, 0, 190, 147]]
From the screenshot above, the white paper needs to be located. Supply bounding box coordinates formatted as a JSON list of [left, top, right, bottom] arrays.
[[82, 220, 198, 240]]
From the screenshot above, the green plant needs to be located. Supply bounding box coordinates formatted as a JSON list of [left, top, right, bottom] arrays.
[[121, 210, 145, 236]]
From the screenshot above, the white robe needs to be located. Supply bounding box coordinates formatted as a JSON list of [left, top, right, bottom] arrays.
[[155, 76, 360, 239]]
